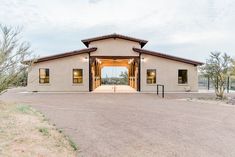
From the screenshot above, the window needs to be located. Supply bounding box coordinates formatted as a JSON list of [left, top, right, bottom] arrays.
[[178, 70, 188, 84], [39, 68, 49, 84], [73, 69, 83, 84], [147, 69, 156, 84]]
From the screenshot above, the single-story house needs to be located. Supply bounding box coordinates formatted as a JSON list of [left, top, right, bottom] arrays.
[[24, 33, 203, 92]]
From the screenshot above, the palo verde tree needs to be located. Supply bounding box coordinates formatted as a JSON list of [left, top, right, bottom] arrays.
[[201, 52, 233, 99], [0, 25, 33, 93]]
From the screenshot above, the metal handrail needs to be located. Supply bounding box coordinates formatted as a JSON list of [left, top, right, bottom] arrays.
[[157, 84, 165, 98]]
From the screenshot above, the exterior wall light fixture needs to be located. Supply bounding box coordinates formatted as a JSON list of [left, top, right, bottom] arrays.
[[141, 57, 145, 62], [83, 56, 89, 62]]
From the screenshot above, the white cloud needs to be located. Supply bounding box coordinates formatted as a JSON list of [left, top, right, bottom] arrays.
[[0, 0, 234, 61]]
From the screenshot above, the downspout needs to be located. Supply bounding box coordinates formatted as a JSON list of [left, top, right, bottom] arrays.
[[138, 53, 141, 92], [88, 52, 92, 92]]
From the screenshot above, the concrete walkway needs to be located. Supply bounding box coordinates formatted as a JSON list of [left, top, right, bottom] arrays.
[[93, 85, 137, 93], [1, 88, 235, 157]]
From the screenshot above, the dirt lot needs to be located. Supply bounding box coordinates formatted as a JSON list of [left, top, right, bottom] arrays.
[[1, 88, 235, 157], [0, 101, 77, 157]]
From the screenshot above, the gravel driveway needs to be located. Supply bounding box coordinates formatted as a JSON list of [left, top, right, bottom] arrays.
[[1, 88, 235, 157]]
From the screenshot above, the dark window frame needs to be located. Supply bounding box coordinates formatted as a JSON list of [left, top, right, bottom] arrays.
[[178, 69, 188, 84], [73, 69, 83, 84], [39, 68, 50, 84], [146, 69, 156, 84]]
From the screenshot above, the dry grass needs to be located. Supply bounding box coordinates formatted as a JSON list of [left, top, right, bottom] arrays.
[[0, 101, 77, 157]]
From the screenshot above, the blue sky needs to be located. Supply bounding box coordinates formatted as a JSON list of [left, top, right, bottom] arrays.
[[0, 0, 234, 63]]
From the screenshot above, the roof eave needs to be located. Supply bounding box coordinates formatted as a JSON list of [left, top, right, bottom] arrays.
[[140, 42, 147, 48], [133, 48, 204, 66], [81, 40, 89, 48], [22, 47, 97, 64], [81, 34, 148, 48]]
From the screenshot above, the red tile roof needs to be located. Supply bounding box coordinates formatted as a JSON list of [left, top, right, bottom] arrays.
[[82, 33, 148, 48], [133, 48, 203, 66]]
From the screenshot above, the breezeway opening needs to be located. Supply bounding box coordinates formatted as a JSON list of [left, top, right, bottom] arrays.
[[93, 66, 135, 93], [91, 58, 139, 93], [101, 66, 128, 85]]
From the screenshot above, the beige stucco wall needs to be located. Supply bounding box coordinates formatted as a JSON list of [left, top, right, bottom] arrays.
[[140, 54, 198, 92], [27, 38, 200, 92], [89, 38, 140, 56], [27, 53, 89, 92]]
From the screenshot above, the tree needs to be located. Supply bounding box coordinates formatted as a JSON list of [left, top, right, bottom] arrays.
[[0, 25, 33, 93], [119, 71, 128, 85], [232, 59, 235, 75], [201, 52, 233, 99], [12, 68, 28, 87]]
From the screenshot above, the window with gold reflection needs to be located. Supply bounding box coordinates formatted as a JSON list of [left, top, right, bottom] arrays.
[[73, 69, 83, 84], [147, 69, 156, 84], [39, 68, 50, 84]]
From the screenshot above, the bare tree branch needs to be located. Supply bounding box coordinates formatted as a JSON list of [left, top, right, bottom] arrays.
[[0, 24, 33, 93]]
